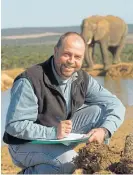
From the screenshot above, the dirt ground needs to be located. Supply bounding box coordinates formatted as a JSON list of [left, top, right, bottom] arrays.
[[1, 107, 133, 174]]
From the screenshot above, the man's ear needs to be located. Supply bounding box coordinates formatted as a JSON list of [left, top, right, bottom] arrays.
[[54, 46, 56, 57], [54, 46, 58, 58]]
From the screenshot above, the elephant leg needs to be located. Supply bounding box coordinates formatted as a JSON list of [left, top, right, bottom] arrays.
[[84, 45, 94, 70], [100, 42, 110, 70], [113, 39, 125, 64], [108, 47, 117, 64], [92, 44, 96, 63]]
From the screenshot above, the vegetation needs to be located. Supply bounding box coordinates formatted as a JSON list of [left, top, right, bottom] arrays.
[[1, 45, 54, 70], [1, 44, 133, 70]]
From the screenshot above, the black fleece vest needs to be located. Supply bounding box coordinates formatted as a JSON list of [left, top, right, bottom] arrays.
[[3, 56, 89, 144]]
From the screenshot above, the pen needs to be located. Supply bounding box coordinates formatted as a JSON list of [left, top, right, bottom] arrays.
[[56, 116, 62, 123]]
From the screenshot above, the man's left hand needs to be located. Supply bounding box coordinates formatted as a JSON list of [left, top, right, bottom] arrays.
[[87, 128, 108, 144]]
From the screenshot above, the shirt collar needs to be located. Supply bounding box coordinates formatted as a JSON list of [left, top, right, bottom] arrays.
[[51, 57, 78, 85]]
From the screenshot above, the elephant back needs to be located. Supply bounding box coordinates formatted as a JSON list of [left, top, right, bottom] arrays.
[[104, 15, 127, 45]]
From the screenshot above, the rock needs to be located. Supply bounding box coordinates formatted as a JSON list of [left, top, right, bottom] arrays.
[[114, 133, 133, 174], [72, 142, 121, 174]]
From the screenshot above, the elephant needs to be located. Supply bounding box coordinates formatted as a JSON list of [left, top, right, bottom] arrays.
[[81, 15, 128, 70]]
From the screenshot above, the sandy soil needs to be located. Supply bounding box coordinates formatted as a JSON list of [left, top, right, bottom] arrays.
[[1, 106, 133, 174]]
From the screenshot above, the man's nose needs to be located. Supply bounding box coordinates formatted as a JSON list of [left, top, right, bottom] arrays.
[[67, 55, 75, 64]]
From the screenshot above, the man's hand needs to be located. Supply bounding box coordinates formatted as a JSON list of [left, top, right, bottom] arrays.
[[87, 128, 108, 144], [57, 120, 72, 139]]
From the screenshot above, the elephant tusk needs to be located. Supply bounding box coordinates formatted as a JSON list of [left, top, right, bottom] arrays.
[[87, 39, 92, 45]]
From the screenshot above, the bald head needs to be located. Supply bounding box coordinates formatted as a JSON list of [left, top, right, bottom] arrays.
[[56, 32, 85, 49]]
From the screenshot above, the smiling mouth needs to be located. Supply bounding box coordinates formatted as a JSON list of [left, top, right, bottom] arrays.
[[64, 65, 75, 69]]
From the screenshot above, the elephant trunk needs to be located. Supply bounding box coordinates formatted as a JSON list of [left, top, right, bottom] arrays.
[[81, 28, 94, 69], [81, 30, 93, 45]]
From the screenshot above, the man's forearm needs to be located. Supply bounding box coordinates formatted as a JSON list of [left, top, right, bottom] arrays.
[[100, 101, 125, 136], [6, 120, 57, 140]]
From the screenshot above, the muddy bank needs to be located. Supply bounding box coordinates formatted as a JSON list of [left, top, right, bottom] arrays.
[[83, 62, 133, 78], [1, 68, 24, 91], [1, 106, 133, 174]]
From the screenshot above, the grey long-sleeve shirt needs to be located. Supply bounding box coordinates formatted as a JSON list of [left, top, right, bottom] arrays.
[[5, 69, 125, 140]]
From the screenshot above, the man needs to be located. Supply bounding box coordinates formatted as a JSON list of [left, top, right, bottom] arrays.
[[3, 32, 125, 174]]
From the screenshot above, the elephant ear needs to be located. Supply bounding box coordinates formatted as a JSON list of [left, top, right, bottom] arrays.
[[94, 19, 109, 41]]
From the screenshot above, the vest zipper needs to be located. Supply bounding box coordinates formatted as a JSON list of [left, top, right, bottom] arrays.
[[70, 83, 78, 118], [46, 84, 67, 119]]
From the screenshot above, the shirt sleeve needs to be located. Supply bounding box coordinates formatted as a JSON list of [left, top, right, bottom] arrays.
[[5, 78, 57, 140], [85, 75, 125, 136]]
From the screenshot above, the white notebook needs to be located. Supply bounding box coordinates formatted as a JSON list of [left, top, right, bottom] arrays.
[[31, 133, 90, 145]]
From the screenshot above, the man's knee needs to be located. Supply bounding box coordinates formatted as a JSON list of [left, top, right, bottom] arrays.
[[58, 149, 77, 173], [88, 105, 102, 115], [87, 105, 104, 127], [72, 104, 104, 133]]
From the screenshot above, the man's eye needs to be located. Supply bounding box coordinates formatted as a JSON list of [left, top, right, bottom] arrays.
[[64, 53, 69, 57], [75, 56, 81, 60]]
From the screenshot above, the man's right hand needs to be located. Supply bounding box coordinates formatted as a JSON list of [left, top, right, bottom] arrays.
[[57, 120, 72, 139]]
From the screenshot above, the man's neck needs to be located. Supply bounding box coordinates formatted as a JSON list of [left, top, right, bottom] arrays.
[[52, 58, 71, 82]]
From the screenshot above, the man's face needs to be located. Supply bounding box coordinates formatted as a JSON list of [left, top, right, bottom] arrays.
[[54, 35, 85, 79]]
